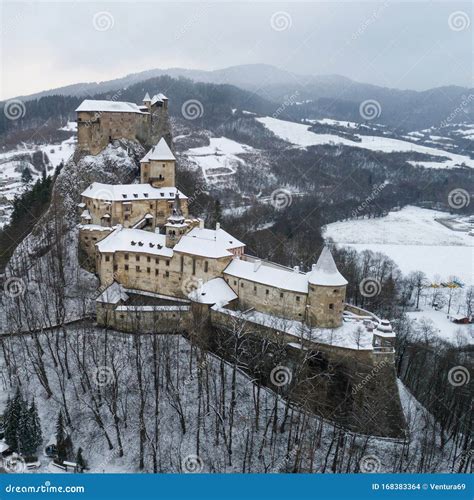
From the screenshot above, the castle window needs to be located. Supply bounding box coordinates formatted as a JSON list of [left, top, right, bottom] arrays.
[[165, 271, 169, 277], [136, 266, 140, 272], [125, 265, 129, 271], [266, 289, 269, 295], [147, 256, 151, 263], [280, 292, 284, 298], [166, 260, 170, 267], [329, 303, 334, 309], [136, 255, 140, 261], [333, 289, 338, 293], [296, 296, 300, 302], [254, 285, 257, 294], [180, 256, 184, 272], [147, 267, 151, 274], [93, 237, 97, 241], [113, 264, 118, 271], [241, 282, 244, 288], [234, 280, 237, 286], [84, 236, 89, 240], [204, 261, 208, 273], [155, 269, 159, 276], [192, 259, 196, 275], [124, 254, 129, 260]]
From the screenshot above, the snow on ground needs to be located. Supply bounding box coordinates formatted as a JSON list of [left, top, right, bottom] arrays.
[[184, 137, 255, 183], [0, 136, 76, 227], [407, 307, 472, 345], [59, 121, 77, 132], [256, 117, 474, 169], [324, 206, 473, 285]]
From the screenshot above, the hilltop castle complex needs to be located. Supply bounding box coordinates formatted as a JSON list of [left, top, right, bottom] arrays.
[[76, 94, 395, 362]]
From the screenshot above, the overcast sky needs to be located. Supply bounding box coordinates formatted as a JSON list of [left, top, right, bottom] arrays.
[[1, 0, 472, 100]]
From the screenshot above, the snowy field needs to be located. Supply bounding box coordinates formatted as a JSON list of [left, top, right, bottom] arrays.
[[184, 137, 255, 183], [257, 117, 474, 169], [324, 206, 473, 285], [0, 135, 76, 227]]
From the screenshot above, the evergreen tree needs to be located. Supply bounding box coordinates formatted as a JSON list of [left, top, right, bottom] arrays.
[[56, 411, 67, 463], [4, 388, 24, 452], [76, 447, 86, 472], [21, 167, 33, 184], [28, 399, 43, 453]]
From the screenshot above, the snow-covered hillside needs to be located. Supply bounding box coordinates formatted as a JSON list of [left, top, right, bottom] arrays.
[[256, 117, 474, 169], [324, 206, 473, 285]]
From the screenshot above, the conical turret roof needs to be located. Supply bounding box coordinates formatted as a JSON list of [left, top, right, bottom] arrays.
[[143, 92, 151, 102], [308, 247, 348, 286]]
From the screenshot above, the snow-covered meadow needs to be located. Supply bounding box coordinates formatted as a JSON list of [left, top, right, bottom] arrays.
[[324, 206, 473, 286], [256, 117, 474, 169]]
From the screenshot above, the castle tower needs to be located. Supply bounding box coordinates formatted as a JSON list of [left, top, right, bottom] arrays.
[[143, 92, 151, 112], [165, 194, 189, 247], [140, 138, 176, 187], [306, 247, 347, 328]]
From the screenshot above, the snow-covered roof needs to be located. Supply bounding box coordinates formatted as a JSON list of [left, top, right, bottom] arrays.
[[96, 227, 173, 257], [150, 93, 168, 105], [224, 259, 309, 293], [308, 247, 347, 287], [81, 182, 187, 202], [80, 209, 91, 220], [185, 226, 245, 251], [96, 282, 129, 305], [141, 138, 175, 162], [174, 235, 233, 258], [0, 441, 10, 453], [143, 92, 151, 102], [188, 278, 238, 306], [76, 100, 147, 114]]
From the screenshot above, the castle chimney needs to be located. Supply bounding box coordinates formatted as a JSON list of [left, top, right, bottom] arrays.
[[253, 260, 262, 272], [216, 222, 220, 230], [311, 264, 317, 271], [199, 218, 204, 230], [293, 266, 300, 273]]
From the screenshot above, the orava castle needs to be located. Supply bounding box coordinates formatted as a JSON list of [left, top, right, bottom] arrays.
[[76, 93, 396, 367]]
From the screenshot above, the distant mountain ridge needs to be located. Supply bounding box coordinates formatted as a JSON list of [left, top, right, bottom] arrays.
[[4, 64, 474, 131]]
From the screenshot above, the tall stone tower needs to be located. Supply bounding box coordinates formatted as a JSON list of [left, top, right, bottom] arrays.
[[165, 194, 188, 247], [140, 138, 176, 188], [307, 247, 347, 328]]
